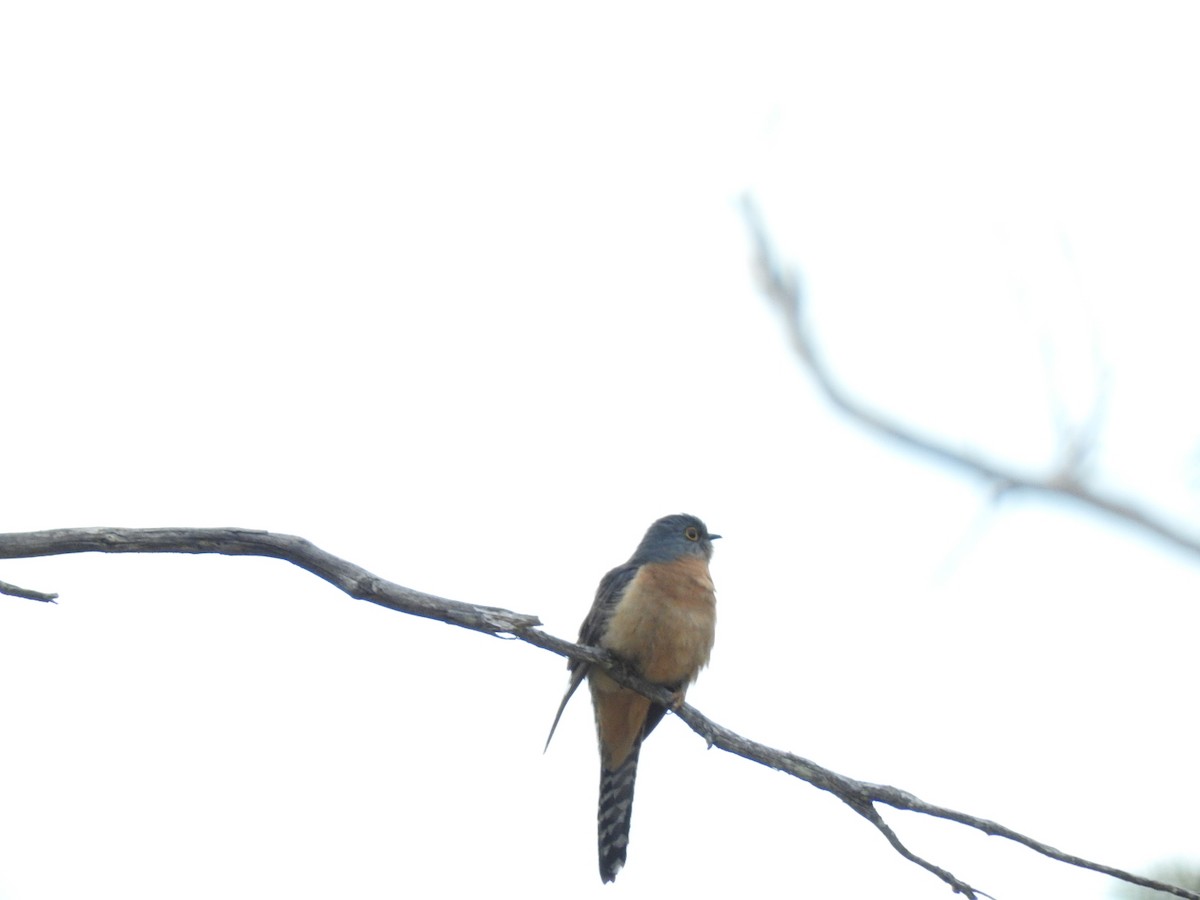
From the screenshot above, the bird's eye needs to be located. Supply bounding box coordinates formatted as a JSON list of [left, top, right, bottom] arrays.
[[684, 526, 700, 541]]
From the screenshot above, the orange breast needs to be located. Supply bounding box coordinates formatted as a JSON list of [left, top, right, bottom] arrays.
[[600, 556, 716, 686]]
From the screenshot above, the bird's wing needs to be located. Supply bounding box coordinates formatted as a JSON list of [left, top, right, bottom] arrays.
[[543, 561, 638, 751]]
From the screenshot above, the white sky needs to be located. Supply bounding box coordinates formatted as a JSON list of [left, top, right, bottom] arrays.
[[2, 3, 1199, 899]]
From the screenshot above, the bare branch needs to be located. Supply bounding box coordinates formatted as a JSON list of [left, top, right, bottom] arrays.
[[741, 196, 1200, 559], [671, 701, 1199, 899], [0, 526, 540, 634], [1, 525, 1193, 899]]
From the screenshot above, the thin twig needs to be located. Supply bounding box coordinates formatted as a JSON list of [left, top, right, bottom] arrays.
[[1, 526, 1193, 899], [740, 196, 1200, 559]]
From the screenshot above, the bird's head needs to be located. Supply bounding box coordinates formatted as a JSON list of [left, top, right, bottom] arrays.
[[630, 513, 721, 564]]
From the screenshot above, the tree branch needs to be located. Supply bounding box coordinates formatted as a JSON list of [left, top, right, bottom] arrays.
[[740, 196, 1200, 560], [0, 526, 540, 634], [1, 526, 1193, 899]]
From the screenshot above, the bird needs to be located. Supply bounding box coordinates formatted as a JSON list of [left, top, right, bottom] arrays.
[[545, 513, 720, 883]]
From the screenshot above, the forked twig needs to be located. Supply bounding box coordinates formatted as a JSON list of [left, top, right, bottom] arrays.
[[741, 196, 1200, 559]]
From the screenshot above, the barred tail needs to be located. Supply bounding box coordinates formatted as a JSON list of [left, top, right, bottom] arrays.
[[597, 744, 641, 883]]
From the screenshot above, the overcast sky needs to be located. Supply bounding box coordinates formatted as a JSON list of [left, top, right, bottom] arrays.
[[3, 3, 1199, 899]]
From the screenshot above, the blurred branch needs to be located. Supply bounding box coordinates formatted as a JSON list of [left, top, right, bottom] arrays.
[[2, 526, 1195, 900], [741, 196, 1200, 559], [1116, 863, 1200, 900]]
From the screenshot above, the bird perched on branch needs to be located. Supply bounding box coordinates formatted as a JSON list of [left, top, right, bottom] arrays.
[[545, 513, 720, 883]]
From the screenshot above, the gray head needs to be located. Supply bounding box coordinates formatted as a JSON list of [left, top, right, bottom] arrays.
[[629, 513, 721, 565]]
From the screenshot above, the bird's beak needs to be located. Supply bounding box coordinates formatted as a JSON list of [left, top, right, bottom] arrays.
[[709, 533, 722, 540]]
